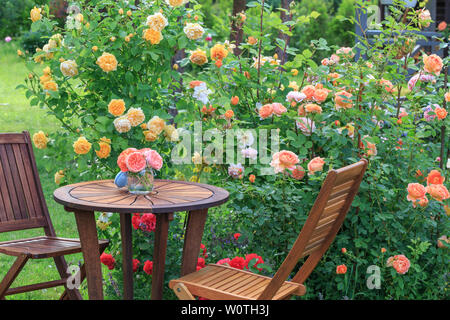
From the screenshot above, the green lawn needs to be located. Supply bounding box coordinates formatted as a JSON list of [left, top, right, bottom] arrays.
[[0, 42, 94, 299]]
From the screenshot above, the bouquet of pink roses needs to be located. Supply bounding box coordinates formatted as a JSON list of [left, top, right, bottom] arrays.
[[114, 148, 163, 194]]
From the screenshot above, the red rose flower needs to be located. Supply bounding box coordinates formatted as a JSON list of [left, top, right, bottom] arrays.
[[200, 243, 208, 258], [233, 233, 241, 241], [336, 264, 347, 274], [132, 259, 140, 272], [132, 213, 141, 230], [229, 256, 245, 270], [100, 253, 115, 270], [197, 257, 206, 270], [143, 260, 153, 275], [140, 213, 156, 232]]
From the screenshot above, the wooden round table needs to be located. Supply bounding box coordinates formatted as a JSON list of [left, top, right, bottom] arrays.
[[53, 179, 229, 300]]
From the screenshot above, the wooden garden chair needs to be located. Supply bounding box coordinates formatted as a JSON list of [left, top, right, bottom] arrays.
[[0, 131, 109, 299], [169, 159, 368, 300]]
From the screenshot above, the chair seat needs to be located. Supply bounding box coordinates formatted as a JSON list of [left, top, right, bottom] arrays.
[[0, 236, 109, 259], [169, 264, 306, 300]]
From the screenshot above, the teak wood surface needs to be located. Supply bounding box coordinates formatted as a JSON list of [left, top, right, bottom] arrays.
[[169, 159, 368, 300], [53, 179, 229, 300]]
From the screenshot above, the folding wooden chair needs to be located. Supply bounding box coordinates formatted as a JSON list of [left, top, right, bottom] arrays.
[[169, 159, 368, 300], [0, 131, 109, 300]]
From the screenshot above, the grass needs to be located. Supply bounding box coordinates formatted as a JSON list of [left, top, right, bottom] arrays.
[[0, 42, 92, 299]]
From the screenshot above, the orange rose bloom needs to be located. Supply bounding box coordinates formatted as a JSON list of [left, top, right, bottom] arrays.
[[304, 103, 322, 114], [224, 109, 234, 119], [143, 28, 163, 45], [307, 157, 325, 175], [289, 165, 305, 180], [301, 85, 315, 100], [247, 36, 258, 45], [387, 255, 410, 274], [379, 78, 394, 92], [435, 107, 447, 120], [189, 80, 205, 89], [96, 52, 118, 73], [427, 170, 445, 185], [210, 43, 228, 61], [336, 264, 347, 274], [406, 183, 427, 202], [438, 21, 447, 31], [259, 104, 273, 119], [423, 54, 443, 75], [445, 92, 450, 102], [73, 137, 92, 155], [426, 184, 450, 202], [313, 88, 328, 103], [249, 174, 256, 183], [108, 99, 126, 116], [231, 96, 239, 105], [95, 138, 111, 159], [334, 90, 353, 110]]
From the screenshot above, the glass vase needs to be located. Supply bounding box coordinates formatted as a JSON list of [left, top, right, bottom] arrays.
[[127, 169, 154, 195]]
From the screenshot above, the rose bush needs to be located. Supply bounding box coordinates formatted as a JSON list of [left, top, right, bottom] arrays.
[[19, 0, 448, 299]]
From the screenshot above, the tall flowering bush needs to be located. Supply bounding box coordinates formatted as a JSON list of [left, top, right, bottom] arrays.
[[19, 0, 449, 299]]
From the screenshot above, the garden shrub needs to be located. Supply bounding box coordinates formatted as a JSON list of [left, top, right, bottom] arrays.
[[19, 0, 449, 300]]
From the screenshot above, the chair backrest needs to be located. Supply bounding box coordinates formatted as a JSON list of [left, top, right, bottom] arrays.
[[0, 131, 54, 234], [257, 159, 368, 300]]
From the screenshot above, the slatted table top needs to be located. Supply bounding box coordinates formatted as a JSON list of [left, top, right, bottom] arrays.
[[54, 179, 229, 214]]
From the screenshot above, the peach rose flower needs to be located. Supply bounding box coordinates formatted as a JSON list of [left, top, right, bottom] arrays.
[[307, 157, 325, 175], [270, 150, 299, 173], [313, 88, 328, 103], [336, 264, 347, 274], [423, 54, 443, 75], [272, 103, 287, 116], [445, 92, 450, 103], [289, 165, 305, 180], [334, 90, 353, 109], [304, 103, 322, 114], [426, 170, 445, 185], [96, 52, 118, 73], [387, 255, 410, 275], [426, 184, 450, 202], [259, 104, 274, 119], [301, 85, 315, 100], [406, 183, 427, 203]]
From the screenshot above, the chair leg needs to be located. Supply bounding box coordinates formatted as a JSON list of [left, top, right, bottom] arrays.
[[0, 254, 29, 299], [58, 244, 107, 300], [172, 283, 196, 300]]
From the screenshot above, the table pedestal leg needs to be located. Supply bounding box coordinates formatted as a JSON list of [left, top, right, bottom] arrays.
[[74, 210, 103, 300], [151, 213, 173, 300], [120, 213, 133, 300], [181, 209, 208, 276]]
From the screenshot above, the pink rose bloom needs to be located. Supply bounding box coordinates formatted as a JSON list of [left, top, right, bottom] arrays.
[[321, 58, 330, 66], [270, 150, 299, 173], [286, 91, 306, 103], [125, 151, 147, 173], [330, 54, 340, 64], [423, 104, 439, 122], [272, 102, 287, 116], [216, 258, 231, 265], [4, 36, 12, 42], [307, 157, 325, 175], [407, 73, 435, 91], [296, 117, 316, 136], [241, 147, 258, 160], [145, 149, 163, 170]]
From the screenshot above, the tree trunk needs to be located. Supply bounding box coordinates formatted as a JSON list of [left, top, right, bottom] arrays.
[[276, 0, 293, 65], [230, 0, 246, 56]]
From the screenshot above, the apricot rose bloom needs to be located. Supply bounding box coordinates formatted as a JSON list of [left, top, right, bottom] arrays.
[[126, 108, 146, 127], [30, 7, 42, 22], [301, 85, 315, 100], [423, 54, 443, 75], [304, 103, 322, 114], [96, 52, 118, 73], [189, 48, 208, 65], [108, 99, 126, 117], [313, 88, 328, 103], [147, 116, 166, 135], [210, 43, 228, 61], [272, 103, 287, 116], [406, 183, 426, 203], [146, 12, 168, 32], [166, 0, 187, 7], [73, 137, 92, 155], [426, 184, 450, 202], [334, 90, 353, 110], [60, 60, 78, 77], [258, 104, 273, 119], [445, 92, 450, 102], [270, 150, 300, 173], [114, 116, 132, 133], [427, 170, 445, 185], [143, 28, 163, 45], [95, 137, 111, 159], [184, 23, 205, 40], [32, 131, 48, 149], [307, 157, 325, 175]]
